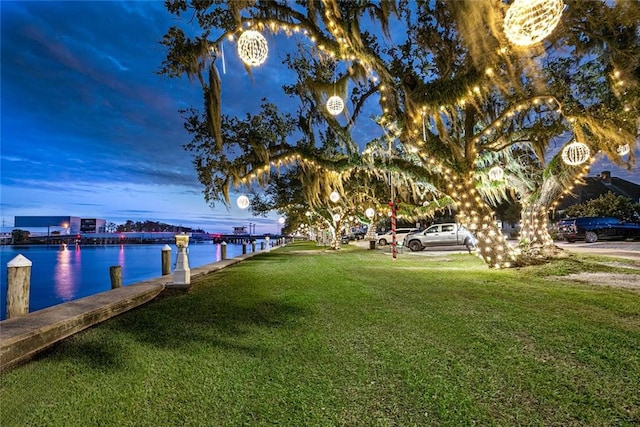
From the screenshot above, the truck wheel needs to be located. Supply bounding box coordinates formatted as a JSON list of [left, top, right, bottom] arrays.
[[408, 240, 423, 252], [378, 238, 387, 246], [585, 231, 598, 243]]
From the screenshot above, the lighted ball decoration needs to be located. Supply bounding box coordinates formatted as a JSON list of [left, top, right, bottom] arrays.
[[278, 217, 286, 224], [329, 191, 341, 203], [561, 141, 591, 166], [488, 166, 505, 181], [326, 95, 344, 116], [365, 207, 375, 219], [237, 30, 268, 66], [616, 144, 630, 156], [504, 0, 564, 46], [332, 213, 341, 222], [236, 195, 250, 209]]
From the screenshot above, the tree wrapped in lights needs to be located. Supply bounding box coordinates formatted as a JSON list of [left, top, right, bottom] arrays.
[[161, 0, 639, 268]]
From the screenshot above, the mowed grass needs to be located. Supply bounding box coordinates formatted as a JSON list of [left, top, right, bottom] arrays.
[[1, 242, 639, 426]]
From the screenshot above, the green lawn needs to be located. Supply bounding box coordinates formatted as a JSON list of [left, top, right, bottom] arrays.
[[1, 242, 639, 426]]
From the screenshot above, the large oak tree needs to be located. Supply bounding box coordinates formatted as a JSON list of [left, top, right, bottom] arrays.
[[160, 0, 639, 267]]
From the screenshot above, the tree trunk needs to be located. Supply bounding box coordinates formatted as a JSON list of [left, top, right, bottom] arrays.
[[519, 203, 554, 248], [519, 176, 563, 249], [453, 176, 517, 269]]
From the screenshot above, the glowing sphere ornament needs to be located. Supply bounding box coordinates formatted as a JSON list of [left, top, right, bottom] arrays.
[[332, 213, 341, 222], [236, 195, 250, 209], [616, 144, 630, 156], [326, 95, 344, 116], [237, 30, 268, 66], [329, 191, 341, 203], [488, 166, 505, 181], [365, 207, 375, 219], [504, 0, 564, 46], [561, 141, 590, 166], [278, 217, 286, 224]]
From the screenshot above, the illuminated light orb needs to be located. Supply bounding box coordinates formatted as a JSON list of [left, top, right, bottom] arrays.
[[365, 207, 375, 219], [326, 95, 344, 116], [332, 213, 341, 222], [616, 144, 630, 156], [504, 0, 564, 46], [278, 217, 286, 224], [237, 30, 268, 66], [236, 195, 250, 209], [561, 141, 591, 166], [329, 191, 341, 203], [488, 166, 505, 181]]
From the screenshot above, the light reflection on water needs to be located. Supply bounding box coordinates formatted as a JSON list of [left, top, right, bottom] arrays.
[[0, 242, 254, 320], [54, 246, 76, 301]]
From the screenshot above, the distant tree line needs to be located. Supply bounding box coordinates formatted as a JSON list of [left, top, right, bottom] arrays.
[[565, 192, 640, 222], [115, 220, 205, 234]]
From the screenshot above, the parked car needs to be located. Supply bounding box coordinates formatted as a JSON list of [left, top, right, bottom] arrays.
[[376, 228, 419, 246], [404, 223, 476, 252], [556, 216, 640, 243]]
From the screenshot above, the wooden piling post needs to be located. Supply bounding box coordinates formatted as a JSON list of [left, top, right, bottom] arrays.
[[260, 241, 265, 250], [242, 242, 247, 254], [110, 266, 122, 289], [161, 244, 172, 275], [6, 254, 32, 319], [221, 242, 227, 260], [251, 241, 256, 253]]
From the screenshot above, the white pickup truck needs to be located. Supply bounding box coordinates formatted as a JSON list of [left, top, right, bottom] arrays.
[[404, 223, 476, 252]]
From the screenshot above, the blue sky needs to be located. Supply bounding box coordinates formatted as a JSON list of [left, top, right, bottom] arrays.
[[1, 1, 638, 234], [1, 1, 290, 234]]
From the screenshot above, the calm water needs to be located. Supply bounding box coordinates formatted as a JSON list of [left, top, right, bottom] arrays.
[[0, 242, 256, 320]]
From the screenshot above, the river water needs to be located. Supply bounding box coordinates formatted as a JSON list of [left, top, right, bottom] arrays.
[[0, 242, 255, 320]]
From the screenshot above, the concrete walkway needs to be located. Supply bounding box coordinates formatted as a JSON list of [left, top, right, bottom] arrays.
[[0, 247, 275, 371]]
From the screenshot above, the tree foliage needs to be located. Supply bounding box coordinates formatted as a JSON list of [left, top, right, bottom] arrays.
[[565, 192, 640, 221], [11, 229, 30, 244]]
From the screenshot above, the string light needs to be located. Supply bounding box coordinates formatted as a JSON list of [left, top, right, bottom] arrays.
[[237, 30, 268, 66], [616, 144, 630, 156], [504, 0, 564, 46], [237, 195, 250, 209], [561, 141, 591, 166], [488, 166, 504, 181], [326, 95, 344, 115]]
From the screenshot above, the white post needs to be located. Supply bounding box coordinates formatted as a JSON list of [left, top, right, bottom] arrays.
[[161, 244, 172, 275], [6, 254, 32, 319], [221, 241, 227, 260]]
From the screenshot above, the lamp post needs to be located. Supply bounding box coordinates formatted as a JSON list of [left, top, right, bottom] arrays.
[[172, 233, 190, 286]]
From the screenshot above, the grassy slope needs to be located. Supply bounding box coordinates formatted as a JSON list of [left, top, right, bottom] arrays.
[[1, 242, 638, 426]]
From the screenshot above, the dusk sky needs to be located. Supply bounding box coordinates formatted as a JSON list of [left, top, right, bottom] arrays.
[[1, 1, 638, 234], [1, 0, 292, 234]]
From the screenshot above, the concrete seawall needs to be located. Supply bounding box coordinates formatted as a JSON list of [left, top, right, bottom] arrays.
[[0, 248, 272, 371]]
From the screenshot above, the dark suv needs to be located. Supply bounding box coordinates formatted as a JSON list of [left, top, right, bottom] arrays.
[[556, 216, 640, 243]]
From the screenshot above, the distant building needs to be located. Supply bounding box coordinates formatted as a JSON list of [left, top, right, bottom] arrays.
[[13, 216, 106, 234], [556, 171, 640, 214], [14, 216, 81, 234], [80, 218, 106, 233], [232, 226, 248, 235]]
